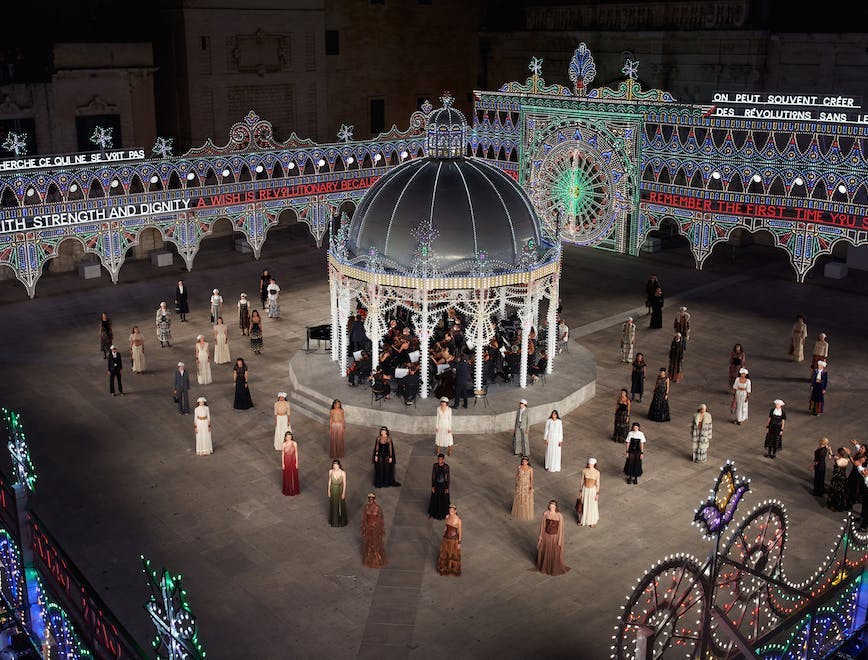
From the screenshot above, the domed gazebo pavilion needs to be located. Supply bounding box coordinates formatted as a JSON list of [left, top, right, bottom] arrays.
[[327, 95, 562, 397]]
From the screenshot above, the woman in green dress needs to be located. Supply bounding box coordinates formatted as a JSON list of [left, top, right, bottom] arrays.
[[328, 459, 348, 527]]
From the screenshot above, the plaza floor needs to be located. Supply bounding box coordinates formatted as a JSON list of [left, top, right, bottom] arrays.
[[0, 230, 865, 659]]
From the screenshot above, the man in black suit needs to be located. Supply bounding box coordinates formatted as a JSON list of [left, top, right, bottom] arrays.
[[174, 279, 189, 322], [173, 361, 191, 414], [349, 314, 368, 353], [107, 344, 124, 396], [452, 353, 470, 408]]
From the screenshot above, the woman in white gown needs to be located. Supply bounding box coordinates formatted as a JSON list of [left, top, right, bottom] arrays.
[[434, 397, 454, 456], [194, 397, 213, 455], [128, 326, 146, 373], [731, 368, 751, 425], [273, 392, 291, 450], [213, 316, 231, 364], [195, 335, 213, 385], [577, 458, 600, 526], [544, 410, 564, 472]]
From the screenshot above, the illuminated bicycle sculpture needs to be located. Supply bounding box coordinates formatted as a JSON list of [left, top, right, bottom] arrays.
[[613, 462, 868, 658]]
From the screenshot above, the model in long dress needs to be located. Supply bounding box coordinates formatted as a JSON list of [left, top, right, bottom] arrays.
[[328, 461, 347, 526], [155, 303, 172, 347], [809, 363, 828, 415], [578, 460, 600, 527], [238, 294, 250, 335], [99, 313, 113, 357], [209, 289, 223, 324], [623, 424, 645, 484], [361, 494, 386, 568], [329, 401, 345, 458], [213, 318, 231, 364], [630, 353, 646, 402], [195, 336, 212, 385], [273, 394, 291, 450], [434, 400, 454, 455], [511, 456, 534, 521], [731, 370, 751, 424], [543, 411, 563, 472], [232, 358, 254, 409], [813, 439, 831, 497], [668, 334, 685, 383], [427, 455, 450, 520], [647, 369, 671, 422], [790, 315, 807, 362], [266, 279, 280, 318], [436, 506, 462, 576], [649, 287, 664, 329], [129, 326, 146, 373], [537, 501, 570, 575], [613, 389, 631, 442], [764, 402, 786, 458], [249, 310, 263, 354], [691, 405, 712, 463], [728, 344, 746, 387], [619, 318, 636, 362], [281, 432, 300, 496], [194, 398, 213, 456], [372, 428, 401, 487], [828, 451, 852, 511]]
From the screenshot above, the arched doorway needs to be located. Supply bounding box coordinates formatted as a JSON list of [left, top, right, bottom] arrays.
[[643, 217, 693, 268]]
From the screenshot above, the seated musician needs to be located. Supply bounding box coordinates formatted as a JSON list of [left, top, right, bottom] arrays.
[[529, 349, 548, 383], [395, 363, 421, 404], [389, 341, 412, 373], [452, 323, 466, 355], [504, 344, 521, 382], [369, 365, 391, 399], [347, 349, 372, 386], [442, 332, 456, 355]]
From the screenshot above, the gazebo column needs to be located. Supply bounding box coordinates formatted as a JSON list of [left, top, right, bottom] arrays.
[[329, 268, 339, 363], [519, 283, 532, 388], [367, 283, 381, 373], [546, 275, 558, 374], [338, 286, 351, 378], [499, 288, 507, 321], [420, 291, 430, 398], [474, 288, 486, 392]]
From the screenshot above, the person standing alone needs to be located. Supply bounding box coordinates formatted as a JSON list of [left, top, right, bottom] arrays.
[[107, 345, 124, 396]]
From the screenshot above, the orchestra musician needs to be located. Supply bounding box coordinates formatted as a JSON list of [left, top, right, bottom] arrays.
[[369, 365, 391, 400]]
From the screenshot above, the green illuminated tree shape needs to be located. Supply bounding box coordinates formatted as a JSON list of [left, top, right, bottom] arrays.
[[142, 555, 205, 660], [2, 408, 36, 492]]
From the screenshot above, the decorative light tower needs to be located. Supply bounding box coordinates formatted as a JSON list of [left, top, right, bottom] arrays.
[[142, 555, 206, 659]]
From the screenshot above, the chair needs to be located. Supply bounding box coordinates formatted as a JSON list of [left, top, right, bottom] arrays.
[[371, 380, 390, 406]]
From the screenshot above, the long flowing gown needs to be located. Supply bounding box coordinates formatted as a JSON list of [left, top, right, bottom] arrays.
[[329, 409, 345, 458], [213, 324, 230, 364], [274, 400, 291, 450], [194, 404, 212, 455], [536, 514, 570, 575], [427, 463, 450, 519], [828, 459, 851, 511], [196, 342, 212, 385], [764, 409, 786, 454], [156, 310, 171, 343], [250, 321, 263, 352], [668, 339, 684, 382], [233, 366, 253, 409], [620, 322, 635, 362], [544, 419, 563, 472], [613, 402, 630, 442], [282, 442, 299, 496], [791, 320, 807, 362], [328, 472, 347, 526], [511, 466, 534, 521], [813, 447, 828, 496], [732, 377, 751, 422], [361, 502, 386, 567], [434, 407, 453, 448], [623, 432, 645, 479], [649, 294, 664, 328], [630, 361, 645, 400], [100, 319, 113, 354], [436, 523, 461, 576], [579, 466, 600, 526], [647, 375, 670, 422], [129, 334, 146, 373], [267, 284, 280, 318], [238, 300, 250, 334], [372, 438, 401, 487], [691, 412, 712, 463]]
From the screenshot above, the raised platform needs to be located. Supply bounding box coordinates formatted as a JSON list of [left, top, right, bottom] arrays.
[[288, 340, 596, 434]]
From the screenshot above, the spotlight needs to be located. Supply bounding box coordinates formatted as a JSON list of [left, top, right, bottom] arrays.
[[838, 184, 847, 194], [347, 156, 355, 165], [317, 159, 326, 167], [400, 150, 408, 159], [711, 171, 721, 180], [221, 169, 230, 178], [255, 164, 264, 174], [186, 172, 195, 180], [752, 174, 762, 183], [25, 188, 34, 197], [374, 154, 382, 162], [69, 184, 78, 192], [793, 177, 804, 186], [110, 179, 119, 188], [288, 162, 295, 170], [150, 175, 159, 184]]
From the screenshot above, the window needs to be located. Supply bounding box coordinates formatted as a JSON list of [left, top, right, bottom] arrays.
[[370, 98, 385, 135], [75, 114, 122, 152], [325, 30, 339, 55]]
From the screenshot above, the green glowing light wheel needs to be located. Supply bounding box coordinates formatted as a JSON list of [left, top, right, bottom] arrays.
[[532, 140, 613, 244]]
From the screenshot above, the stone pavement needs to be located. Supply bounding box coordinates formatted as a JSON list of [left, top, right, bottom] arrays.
[[0, 232, 865, 659]]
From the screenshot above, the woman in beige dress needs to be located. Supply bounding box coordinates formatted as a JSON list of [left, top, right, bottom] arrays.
[[195, 335, 212, 385], [273, 393, 291, 450], [128, 326, 146, 373], [790, 314, 807, 362], [537, 500, 570, 575], [577, 458, 600, 527], [511, 455, 534, 521], [434, 397, 454, 456], [436, 504, 462, 576], [810, 332, 829, 370], [194, 397, 213, 456], [329, 399, 345, 459], [213, 316, 231, 364]]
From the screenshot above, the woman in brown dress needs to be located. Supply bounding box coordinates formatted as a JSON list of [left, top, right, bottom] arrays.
[[537, 499, 570, 575], [329, 399, 345, 459], [511, 455, 534, 521], [360, 493, 386, 568], [437, 504, 462, 576]]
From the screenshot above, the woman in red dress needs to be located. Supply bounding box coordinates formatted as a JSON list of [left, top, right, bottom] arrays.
[[537, 499, 570, 575], [281, 431, 300, 496]]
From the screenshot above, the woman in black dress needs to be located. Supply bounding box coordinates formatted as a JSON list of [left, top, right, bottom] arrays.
[[630, 352, 646, 402], [829, 447, 853, 511], [232, 357, 254, 409], [649, 286, 664, 329], [763, 399, 786, 458], [259, 268, 271, 308], [372, 427, 401, 488], [613, 389, 631, 442], [99, 312, 113, 358], [647, 368, 671, 422], [249, 310, 263, 355], [427, 453, 450, 519], [812, 437, 832, 496], [623, 422, 646, 485]]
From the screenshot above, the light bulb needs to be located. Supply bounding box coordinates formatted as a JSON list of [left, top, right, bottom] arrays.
[[186, 172, 195, 180], [255, 164, 264, 174], [222, 169, 230, 177], [150, 175, 159, 184]]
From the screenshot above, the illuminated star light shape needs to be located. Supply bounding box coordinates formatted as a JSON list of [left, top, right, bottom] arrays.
[[529, 57, 543, 77], [152, 137, 174, 158], [90, 126, 114, 150], [439, 92, 455, 108], [3, 409, 36, 492], [2, 132, 27, 156], [622, 59, 639, 80], [142, 556, 205, 660]]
